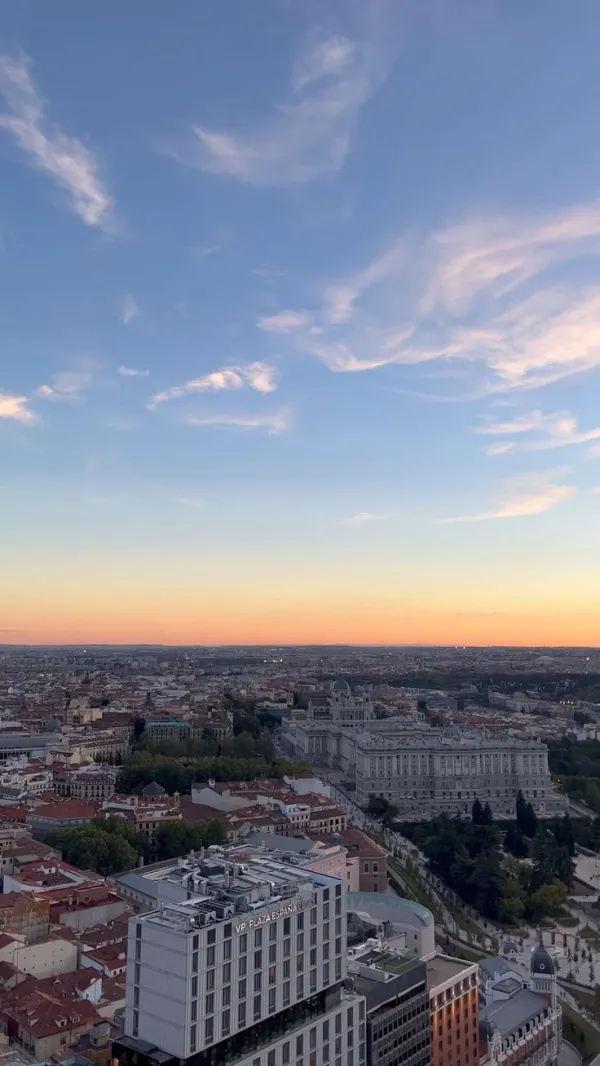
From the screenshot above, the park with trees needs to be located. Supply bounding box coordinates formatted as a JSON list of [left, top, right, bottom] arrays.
[[398, 793, 576, 925]]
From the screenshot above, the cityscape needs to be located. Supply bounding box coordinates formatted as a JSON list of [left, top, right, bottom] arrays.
[[3, 3, 600, 1066], [0, 647, 595, 1066]]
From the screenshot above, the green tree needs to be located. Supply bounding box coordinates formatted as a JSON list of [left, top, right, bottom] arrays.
[[47, 826, 138, 876], [154, 820, 226, 860], [471, 799, 484, 825], [481, 803, 494, 826], [504, 824, 529, 858]]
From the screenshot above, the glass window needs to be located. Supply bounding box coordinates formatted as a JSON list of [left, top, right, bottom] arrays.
[[283, 938, 291, 958], [254, 950, 262, 970], [323, 923, 330, 941], [224, 939, 232, 960], [191, 975, 198, 997], [205, 993, 214, 1015], [135, 940, 141, 960], [310, 968, 317, 992], [223, 962, 231, 984], [269, 966, 277, 985], [268, 1052, 276, 1066], [323, 1020, 330, 1042], [323, 888, 330, 901], [296, 974, 304, 998], [323, 942, 329, 960], [310, 1028, 317, 1049], [310, 928, 317, 947], [134, 963, 140, 985], [192, 952, 198, 973], [296, 1035, 304, 1057], [254, 972, 262, 992], [270, 923, 277, 941], [268, 988, 276, 1013], [282, 1043, 290, 1065], [191, 1001, 197, 1021], [206, 970, 215, 991], [132, 1012, 138, 1038], [335, 1014, 342, 1035], [283, 980, 290, 1005], [284, 917, 291, 935], [310, 947, 317, 966], [207, 929, 216, 945], [253, 994, 261, 1021], [297, 953, 304, 972], [192, 934, 198, 950], [239, 955, 247, 977], [205, 1018, 213, 1043], [297, 912, 304, 931], [207, 945, 215, 967], [310, 907, 317, 925], [239, 978, 247, 999], [240, 933, 247, 953], [335, 899, 341, 916], [190, 1024, 196, 1053], [223, 985, 231, 1006], [224, 923, 232, 939], [269, 944, 277, 964], [297, 932, 304, 951], [221, 1009, 230, 1037], [255, 928, 263, 947], [323, 963, 329, 985], [238, 1002, 246, 1026]]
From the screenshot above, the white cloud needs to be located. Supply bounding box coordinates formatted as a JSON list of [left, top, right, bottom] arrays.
[[190, 241, 225, 257], [118, 365, 149, 377], [148, 362, 276, 409], [439, 471, 577, 523], [324, 242, 405, 324], [347, 511, 389, 524], [176, 496, 204, 509], [484, 442, 514, 456], [257, 310, 310, 333], [184, 409, 289, 435], [289, 200, 600, 397], [293, 36, 355, 92], [0, 55, 113, 229], [180, 19, 396, 187], [36, 370, 93, 402], [122, 296, 139, 325], [0, 392, 37, 424], [477, 409, 600, 452]]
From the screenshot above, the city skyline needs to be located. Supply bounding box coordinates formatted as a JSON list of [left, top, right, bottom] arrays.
[[2, 1, 600, 646]]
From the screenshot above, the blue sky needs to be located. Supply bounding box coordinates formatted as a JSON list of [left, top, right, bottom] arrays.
[[2, 0, 600, 644]]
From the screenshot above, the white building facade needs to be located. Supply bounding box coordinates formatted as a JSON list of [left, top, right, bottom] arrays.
[[122, 849, 366, 1066], [282, 690, 564, 819]]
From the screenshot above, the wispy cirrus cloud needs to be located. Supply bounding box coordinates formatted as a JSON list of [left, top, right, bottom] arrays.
[[0, 392, 37, 424], [121, 296, 139, 325], [148, 362, 277, 410], [266, 200, 600, 397], [484, 442, 514, 457], [118, 365, 149, 378], [257, 310, 310, 333], [176, 496, 204, 509], [347, 511, 390, 524], [175, 10, 398, 187], [0, 54, 114, 230], [36, 370, 93, 403], [477, 409, 600, 453], [439, 470, 577, 524], [184, 409, 289, 435]]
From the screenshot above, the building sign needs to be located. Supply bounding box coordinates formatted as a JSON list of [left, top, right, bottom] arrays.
[[235, 894, 315, 933]]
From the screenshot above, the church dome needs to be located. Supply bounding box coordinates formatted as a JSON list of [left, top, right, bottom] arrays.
[[531, 942, 555, 976], [332, 679, 351, 696]]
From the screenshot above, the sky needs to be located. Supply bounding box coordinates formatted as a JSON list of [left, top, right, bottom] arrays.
[[2, 0, 600, 646]]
